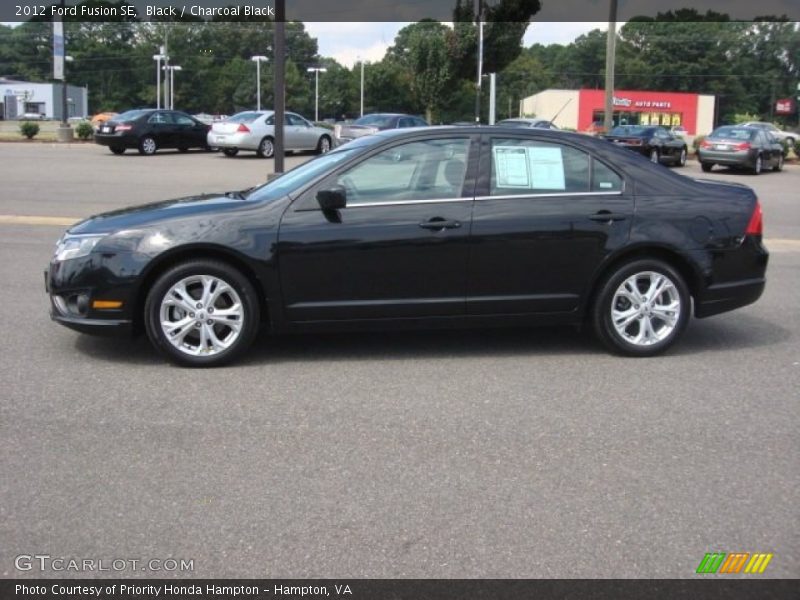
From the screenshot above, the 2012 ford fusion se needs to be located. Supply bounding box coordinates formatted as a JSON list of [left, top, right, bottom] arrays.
[[45, 127, 768, 367]]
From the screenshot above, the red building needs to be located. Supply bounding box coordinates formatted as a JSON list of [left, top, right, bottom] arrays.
[[520, 89, 717, 135]]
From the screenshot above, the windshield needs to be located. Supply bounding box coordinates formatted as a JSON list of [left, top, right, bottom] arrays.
[[115, 109, 151, 122], [709, 127, 756, 140], [355, 114, 397, 128], [246, 148, 361, 202], [227, 112, 267, 123], [609, 125, 654, 136]]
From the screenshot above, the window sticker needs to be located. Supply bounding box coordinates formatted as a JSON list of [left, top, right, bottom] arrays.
[[493, 146, 531, 188], [493, 145, 567, 191]]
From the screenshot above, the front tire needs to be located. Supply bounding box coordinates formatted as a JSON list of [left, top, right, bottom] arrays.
[[592, 259, 690, 357], [701, 162, 713, 172], [144, 260, 260, 367], [138, 136, 158, 155], [676, 147, 687, 167], [256, 136, 274, 158], [317, 135, 332, 154], [773, 153, 784, 172], [649, 148, 660, 163]]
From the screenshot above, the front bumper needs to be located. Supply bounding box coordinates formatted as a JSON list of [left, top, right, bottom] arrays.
[[46, 254, 139, 337]]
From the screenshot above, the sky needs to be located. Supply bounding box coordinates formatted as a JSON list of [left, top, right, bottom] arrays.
[[305, 22, 607, 68]]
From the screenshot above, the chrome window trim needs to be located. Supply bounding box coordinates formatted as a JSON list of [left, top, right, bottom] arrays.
[[477, 190, 623, 201], [345, 197, 473, 208]]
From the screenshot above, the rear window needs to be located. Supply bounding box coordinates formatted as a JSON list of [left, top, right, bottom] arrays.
[[709, 127, 756, 141], [227, 112, 265, 123], [115, 110, 150, 121], [355, 114, 397, 128]]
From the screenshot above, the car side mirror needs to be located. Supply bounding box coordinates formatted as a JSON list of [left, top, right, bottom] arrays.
[[317, 185, 347, 211]]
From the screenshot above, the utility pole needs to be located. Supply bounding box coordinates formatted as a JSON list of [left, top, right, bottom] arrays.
[[474, 0, 483, 124], [307, 67, 327, 122], [273, 0, 286, 176], [488, 73, 496, 124], [360, 59, 365, 117], [163, 28, 170, 110], [603, 0, 618, 133], [251, 56, 268, 111]]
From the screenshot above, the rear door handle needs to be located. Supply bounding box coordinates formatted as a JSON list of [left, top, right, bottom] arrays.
[[419, 218, 461, 231], [589, 211, 627, 224]]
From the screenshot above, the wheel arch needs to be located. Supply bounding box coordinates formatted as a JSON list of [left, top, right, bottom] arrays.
[[582, 244, 702, 321], [132, 245, 269, 334]]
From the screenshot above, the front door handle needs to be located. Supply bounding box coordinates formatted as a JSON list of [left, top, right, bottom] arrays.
[[589, 211, 627, 224], [419, 218, 461, 231]]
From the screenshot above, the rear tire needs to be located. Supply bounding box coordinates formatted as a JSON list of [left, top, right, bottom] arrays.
[[110, 146, 125, 155], [752, 154, 762, 175], [222, 148, 239, 157], [773, 154, 784, 172], [178, 146, 189, 153], [144, 260, 260, 367], [701, 162, 713, 172], [592, 259, 690, 357]]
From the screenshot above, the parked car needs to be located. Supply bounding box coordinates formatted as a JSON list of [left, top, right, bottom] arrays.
[[45, 127, 767, 366], [741, 122, 795, 146], [334, 113, 428, 144], [94, 109, 211, 155], [497, 117, 560, 130], [603, 125, 688, 166], [698, 125, 784, 174], [209, 110, 333, 158], [585, 121, 607, 136], [19, 112, 46, 120]]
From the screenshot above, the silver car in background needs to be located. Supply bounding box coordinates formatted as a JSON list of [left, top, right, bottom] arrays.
[[208, 110, 334, 158], [334, 113, 428, 144]]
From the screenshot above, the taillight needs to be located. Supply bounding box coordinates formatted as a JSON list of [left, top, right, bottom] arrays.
[[700, 140, 713, 148], [237, 123, 250, 133], [734, 142, 751, 151], [745, 200, 763, 236], [115, 124, 132, 132]]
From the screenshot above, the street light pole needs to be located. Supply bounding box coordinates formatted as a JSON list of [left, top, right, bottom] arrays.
[[167, 65, 181, 110], [153, 50, 165, 109], [474, 0, 484, 124], [251, 55, 268, 111], [360, 61, 365, 117], [307, 67, 327, 122]]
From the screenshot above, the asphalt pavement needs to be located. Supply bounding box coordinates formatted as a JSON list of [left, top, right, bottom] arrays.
[[0, 143, 797, 579]]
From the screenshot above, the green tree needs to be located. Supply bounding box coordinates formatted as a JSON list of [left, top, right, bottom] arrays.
[[407, 26, 450, 123]]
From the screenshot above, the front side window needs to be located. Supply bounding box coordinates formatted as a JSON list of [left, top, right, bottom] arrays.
[[175, 114, 195, 126], [334, 138, 470, 206]]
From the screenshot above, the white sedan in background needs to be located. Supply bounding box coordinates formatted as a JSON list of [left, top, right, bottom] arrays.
[[741, 122, 796, 146], [208, 110, 334, 158]]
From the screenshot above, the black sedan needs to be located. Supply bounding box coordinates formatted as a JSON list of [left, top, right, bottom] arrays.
[[94, 109, 212, 155], [698, 125, 785, 174], [603, 125, 688, 167], [46, 127, 767, 366]]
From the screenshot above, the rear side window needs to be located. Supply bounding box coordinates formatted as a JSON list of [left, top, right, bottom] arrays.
[[228, 112, 262, 123], [490, 138, 621, 195], [148, 112, 173, 124]]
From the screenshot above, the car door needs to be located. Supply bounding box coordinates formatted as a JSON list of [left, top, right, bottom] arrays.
[[173, 112, 207, 148], [288, 113, 318, 149], [283, 114, 303, 150], [147, 111, 176, 148], [466, 134, 633, 315], [277, 135, 478, 321]]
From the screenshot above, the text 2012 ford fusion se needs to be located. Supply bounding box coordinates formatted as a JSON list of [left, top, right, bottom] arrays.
[[45, 127, 768, 367]]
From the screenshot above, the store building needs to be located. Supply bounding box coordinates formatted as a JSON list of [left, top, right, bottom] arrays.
[[520, 89, 716, 135], [0, 78, 88, 120]]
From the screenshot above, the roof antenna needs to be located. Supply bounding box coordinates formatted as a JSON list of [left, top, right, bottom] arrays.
[[549, 98, 572, 125]]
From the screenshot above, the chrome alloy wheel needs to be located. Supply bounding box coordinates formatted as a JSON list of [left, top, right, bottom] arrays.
[[159, 275, 244, 356], [610, 271, 681, 347]]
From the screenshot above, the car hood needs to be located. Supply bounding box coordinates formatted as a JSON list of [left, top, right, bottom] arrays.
[[69, 193, 251, 235]]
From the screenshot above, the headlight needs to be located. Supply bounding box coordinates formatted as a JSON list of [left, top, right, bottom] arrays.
[[53, 234, 105, 262]]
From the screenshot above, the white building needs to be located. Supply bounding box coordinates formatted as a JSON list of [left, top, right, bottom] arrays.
[[0, 78, 88, 120]]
